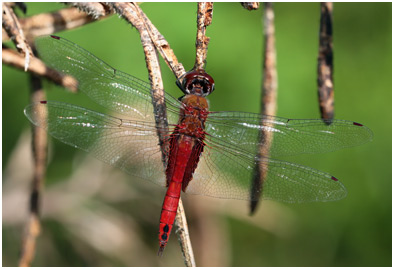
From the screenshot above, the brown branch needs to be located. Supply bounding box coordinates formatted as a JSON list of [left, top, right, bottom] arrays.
[[134, 4, 186, 79], [109, 2, 169, 157], [174, 199, 196, 267], [3, 6, 110, 43], [194, 2, 213, 71], [317, 2, 334, 121], [2, 48, 78, 92], [2, 2, 33, 71], [108, 3, 195, 265], [18, 214, 40, 267], [108, 3, 185, 79], [67, 2, 111, 19], [240, 2, 260, 11], [250, 2, 278, 214], [18, 74, 48, 267], [2, 28, 8, 41]]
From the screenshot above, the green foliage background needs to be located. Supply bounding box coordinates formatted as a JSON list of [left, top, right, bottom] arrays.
[[3, 2, 391, 266]]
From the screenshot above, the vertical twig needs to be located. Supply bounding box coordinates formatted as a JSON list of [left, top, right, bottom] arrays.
[[317, 2, 334, 122], [3, 3, 48, 265], [194, 2, 213, 71], [19, 74, 48, 267], [250, 2, 278, 214], [175, 199, 196, 267], [109, 3, 195, 266]]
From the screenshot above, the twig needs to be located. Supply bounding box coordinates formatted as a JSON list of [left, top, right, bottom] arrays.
[[317, 2, 334, 121], [108, 3, 195, 265], [67, 2, 111, 19], [130, 3, 186, 79], [3, 6, 110, 43], [19, 74, 48, 267], [2, 48, 78, 92], [18, 215, 40, 267], [194, 2, 213, 71], [250, 2, 278, 214], [240, 2, 260, 11], [174, 199, 196, 267], [2, 2, 33, 71], [4, 2, 27, 13], [109, 2, 169, 158]]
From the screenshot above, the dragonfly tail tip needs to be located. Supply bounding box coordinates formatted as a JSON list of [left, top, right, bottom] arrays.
[[157, 245, 165, 257]]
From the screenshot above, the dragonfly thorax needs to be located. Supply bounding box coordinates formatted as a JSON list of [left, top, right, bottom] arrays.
[[177, 94, 209, 138]]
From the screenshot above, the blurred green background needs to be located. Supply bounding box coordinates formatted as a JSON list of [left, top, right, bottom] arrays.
[[2, 2, 391, 266]]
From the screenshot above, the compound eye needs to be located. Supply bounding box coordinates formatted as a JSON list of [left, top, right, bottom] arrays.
[[179, 69, 215, 96], [208, 84, 215, 94], [201, 82, 210, 96]]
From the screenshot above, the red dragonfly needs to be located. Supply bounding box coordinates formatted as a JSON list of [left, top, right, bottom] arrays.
[[24, 35, 372, 255]]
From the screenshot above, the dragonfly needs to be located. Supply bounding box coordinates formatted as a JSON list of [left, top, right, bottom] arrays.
[[24, 35, 373, 255]]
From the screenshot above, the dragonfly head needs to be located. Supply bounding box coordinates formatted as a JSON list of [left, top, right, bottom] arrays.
[[176, 69, 215, 97]]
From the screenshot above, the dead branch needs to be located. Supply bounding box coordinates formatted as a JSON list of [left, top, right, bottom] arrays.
[[250, 2, 278, 214], [3, 6, 110, 43], [2, 2, 33, 71], [175, 200, 196, 267], [194, 2, 213, 71], [135, 4, 186, 79], [18, 74, 48, 267], [109, 2, 169, 157], [18, 214, 40, 267], [261, 3, 278, 118], [67, 2, 111, 19], [317, 2, 334, 121], [108, 3, 185, 79], [2, 48, 78, 92]]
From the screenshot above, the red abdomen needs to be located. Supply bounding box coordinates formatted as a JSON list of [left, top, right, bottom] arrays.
[[158, 133, 205, 254]]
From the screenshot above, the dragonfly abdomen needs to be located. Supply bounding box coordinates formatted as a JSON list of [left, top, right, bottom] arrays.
[[158, 134, 196, 255]]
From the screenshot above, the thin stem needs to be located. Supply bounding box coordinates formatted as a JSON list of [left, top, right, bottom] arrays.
[[18, 74, 48, 267], [317, 2, 334, 121], [174, 199, 196, 267], [194, 2, 213, 71], [250, 2, 278, 214]]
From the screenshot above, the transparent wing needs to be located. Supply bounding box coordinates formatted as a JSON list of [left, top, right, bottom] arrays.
[[35, 35, 182, 123], [206, 111, 373, 157], [24, 101, 168, 187], [185, 137, 347, 202], [31, 35, 372, 203]]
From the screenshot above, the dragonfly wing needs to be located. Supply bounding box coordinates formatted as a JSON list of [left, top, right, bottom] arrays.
[[185, 138, 347, 202], [35, 35, 181, 123], [24, 101, 167, 187], [206, 111, 373, 157]]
